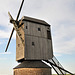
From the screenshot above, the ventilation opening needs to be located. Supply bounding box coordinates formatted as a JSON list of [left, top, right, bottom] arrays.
[[18, 44, 20, 47], [47, 30, 51, 40], [26, 26, 27, 29], [38, 28, 41, 31], [32, 42, 35, 46]]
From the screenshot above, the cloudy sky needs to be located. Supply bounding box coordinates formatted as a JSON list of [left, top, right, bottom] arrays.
[[0, 0, 75, 75]]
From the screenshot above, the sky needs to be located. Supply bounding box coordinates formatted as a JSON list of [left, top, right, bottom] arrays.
[[0, 0, 75, 75]]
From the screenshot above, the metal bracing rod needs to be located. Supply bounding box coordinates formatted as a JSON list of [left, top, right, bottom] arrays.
[[5, 0, 24, 52], [45, 60, 74, 75], [51, 59, 64, 75]]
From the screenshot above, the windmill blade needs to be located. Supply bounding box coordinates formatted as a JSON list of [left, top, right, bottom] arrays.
[[5, 28, 14, 52], [16, 0, 24, 21], [8, 12, 14, 20], [5, 0, 24, 52]]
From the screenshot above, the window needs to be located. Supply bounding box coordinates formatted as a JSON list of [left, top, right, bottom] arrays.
[[32, 42, 35, 46], [38, 28, 41, 31], [26, 26, 27, 29], [18, 44, 20, 47], [47, 30, 51, 40]]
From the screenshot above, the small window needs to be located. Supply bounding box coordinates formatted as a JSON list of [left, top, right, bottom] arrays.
[[18, 44, 20, 47], [32, 42, 35, 46], [47, 30, 51, 40], [38, 28, 41, 31], [26, 26, 27, 29]]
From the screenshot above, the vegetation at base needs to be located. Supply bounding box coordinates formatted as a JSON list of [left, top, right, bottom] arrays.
[[52, 74, 75, 75]]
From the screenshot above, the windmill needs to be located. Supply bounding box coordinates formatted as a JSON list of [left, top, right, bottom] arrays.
[[5, 0, 24, 52], [5, 0, 74, 75]]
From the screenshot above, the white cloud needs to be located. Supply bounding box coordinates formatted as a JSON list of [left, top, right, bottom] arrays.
[[0, 30, 11, 38], [0, 58, 7, 60], [22, 0, 75, 24], [54, 53, 62, 57], [0, 30, 16, 39], [0, 74, 11, 75], [0, 42, 2, 45], [52, 23, 75, 54], [0, 0, 22, 28], [0, 52, 11, 55], [0, 0, 20, 39]]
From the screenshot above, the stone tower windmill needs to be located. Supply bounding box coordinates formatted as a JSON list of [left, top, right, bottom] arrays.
[[5, 0, 74, 75]]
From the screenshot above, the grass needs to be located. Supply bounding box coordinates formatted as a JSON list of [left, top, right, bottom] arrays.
[[52, 74, 75, 75]]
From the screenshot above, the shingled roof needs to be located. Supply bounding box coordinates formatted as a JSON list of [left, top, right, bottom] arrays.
[[21, 16, 50, 26], [14, 61, 50, 69]]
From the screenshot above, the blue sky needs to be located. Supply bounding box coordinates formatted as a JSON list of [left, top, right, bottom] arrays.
[[0, 0, 75, 75]]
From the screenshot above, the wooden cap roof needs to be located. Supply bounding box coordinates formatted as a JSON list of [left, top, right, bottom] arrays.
[[21, 16, 50, 26], [14, 61, 50, 69]]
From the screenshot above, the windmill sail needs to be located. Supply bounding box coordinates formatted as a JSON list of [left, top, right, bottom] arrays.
[[5, 0, 24, 52]]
